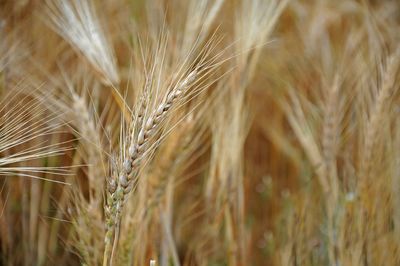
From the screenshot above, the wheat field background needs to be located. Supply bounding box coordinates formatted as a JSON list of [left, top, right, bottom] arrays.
[[0, 0, 399, 265]]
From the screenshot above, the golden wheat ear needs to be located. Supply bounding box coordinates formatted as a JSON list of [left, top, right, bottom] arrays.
[[101, 26, 231, 263]]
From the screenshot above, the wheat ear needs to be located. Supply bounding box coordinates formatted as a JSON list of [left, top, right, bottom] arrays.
[[103, 69, 198, 266], [360, 50, 400, 182]]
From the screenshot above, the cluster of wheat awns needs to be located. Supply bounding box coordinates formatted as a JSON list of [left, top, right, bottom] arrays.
[[1, 0, 400, 265]]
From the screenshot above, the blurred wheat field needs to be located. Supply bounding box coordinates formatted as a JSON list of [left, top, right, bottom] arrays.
[[0, 0, 400, 265]]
